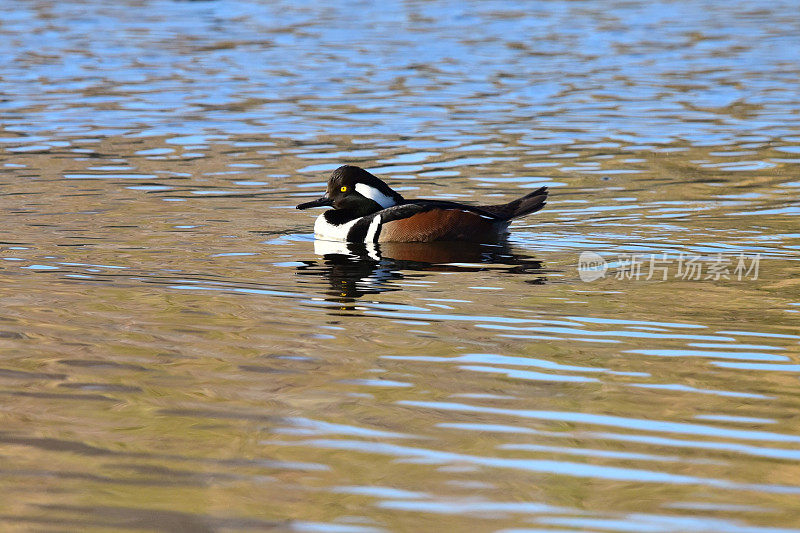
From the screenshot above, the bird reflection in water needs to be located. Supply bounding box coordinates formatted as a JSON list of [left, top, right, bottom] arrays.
[[295, 240, 548, 308]]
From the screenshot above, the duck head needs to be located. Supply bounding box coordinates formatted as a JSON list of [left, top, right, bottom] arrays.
[[296, 165, 404, 216]]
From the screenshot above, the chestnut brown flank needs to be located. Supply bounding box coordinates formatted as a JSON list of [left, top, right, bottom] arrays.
[[379, 209, 505, 243]]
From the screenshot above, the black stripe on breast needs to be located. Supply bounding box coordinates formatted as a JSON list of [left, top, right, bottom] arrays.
[[346, 216, 374, 242]]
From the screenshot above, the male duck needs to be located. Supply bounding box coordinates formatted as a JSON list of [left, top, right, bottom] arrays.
[[296, 165, 548, 243]]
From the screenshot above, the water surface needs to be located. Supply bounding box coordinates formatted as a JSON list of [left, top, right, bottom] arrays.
[[1, 1, 800, 531]]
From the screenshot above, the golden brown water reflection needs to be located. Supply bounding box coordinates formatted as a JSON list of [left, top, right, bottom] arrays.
[[2, 1, 800, 532]]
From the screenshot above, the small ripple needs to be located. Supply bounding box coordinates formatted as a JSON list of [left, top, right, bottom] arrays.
[[21, 264, 59, 270], [689, 342, 786, 350], [695, 415, 775, 425], [567, 316, 707, 329], [717, 330, 800, 340], [292, 522, 383, 533], [384, 353, 644, 377], [629, 383, 770, 400], [447, 424, 800, 463], [712, 362, 800, 372], [273, 418, 413, 439], [479, 324, 734, 342], [379, 499, 569, 516], [333, 486, 427, 499], [168, 284, 308, 299], [499, 443, 703, 464], [286, 439, 800, 493], [700, 161, 775, 171], [134, 148, 173, 155], [399, 401, 800, 443], [536, 514, 800, 533], [63, 174, 158, 179], [626, 349, 788, 362], [341, 379, 413, 388], [459, 365, 599, 383]]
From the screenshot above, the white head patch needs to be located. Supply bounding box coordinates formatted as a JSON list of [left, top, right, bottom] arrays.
[[355, 183, 396, 209]]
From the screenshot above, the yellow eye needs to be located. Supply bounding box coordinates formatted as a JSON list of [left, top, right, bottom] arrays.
[[340, 186, 347, 192]]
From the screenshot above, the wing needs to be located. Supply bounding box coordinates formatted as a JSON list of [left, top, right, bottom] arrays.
[[376, 201, 506, 243]]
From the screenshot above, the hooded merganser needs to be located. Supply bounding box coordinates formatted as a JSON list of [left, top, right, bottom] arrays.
[[296, 165, 548, 243]]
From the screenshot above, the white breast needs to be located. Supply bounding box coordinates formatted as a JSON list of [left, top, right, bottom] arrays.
[[313, 212, 383, 242], [314, 214, 359, 241]]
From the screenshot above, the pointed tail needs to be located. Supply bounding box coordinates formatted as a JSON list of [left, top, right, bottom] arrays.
[[483, 186, 548, 221]]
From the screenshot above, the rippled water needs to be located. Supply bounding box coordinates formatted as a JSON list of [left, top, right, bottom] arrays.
[[2, 1, 800, 531]]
